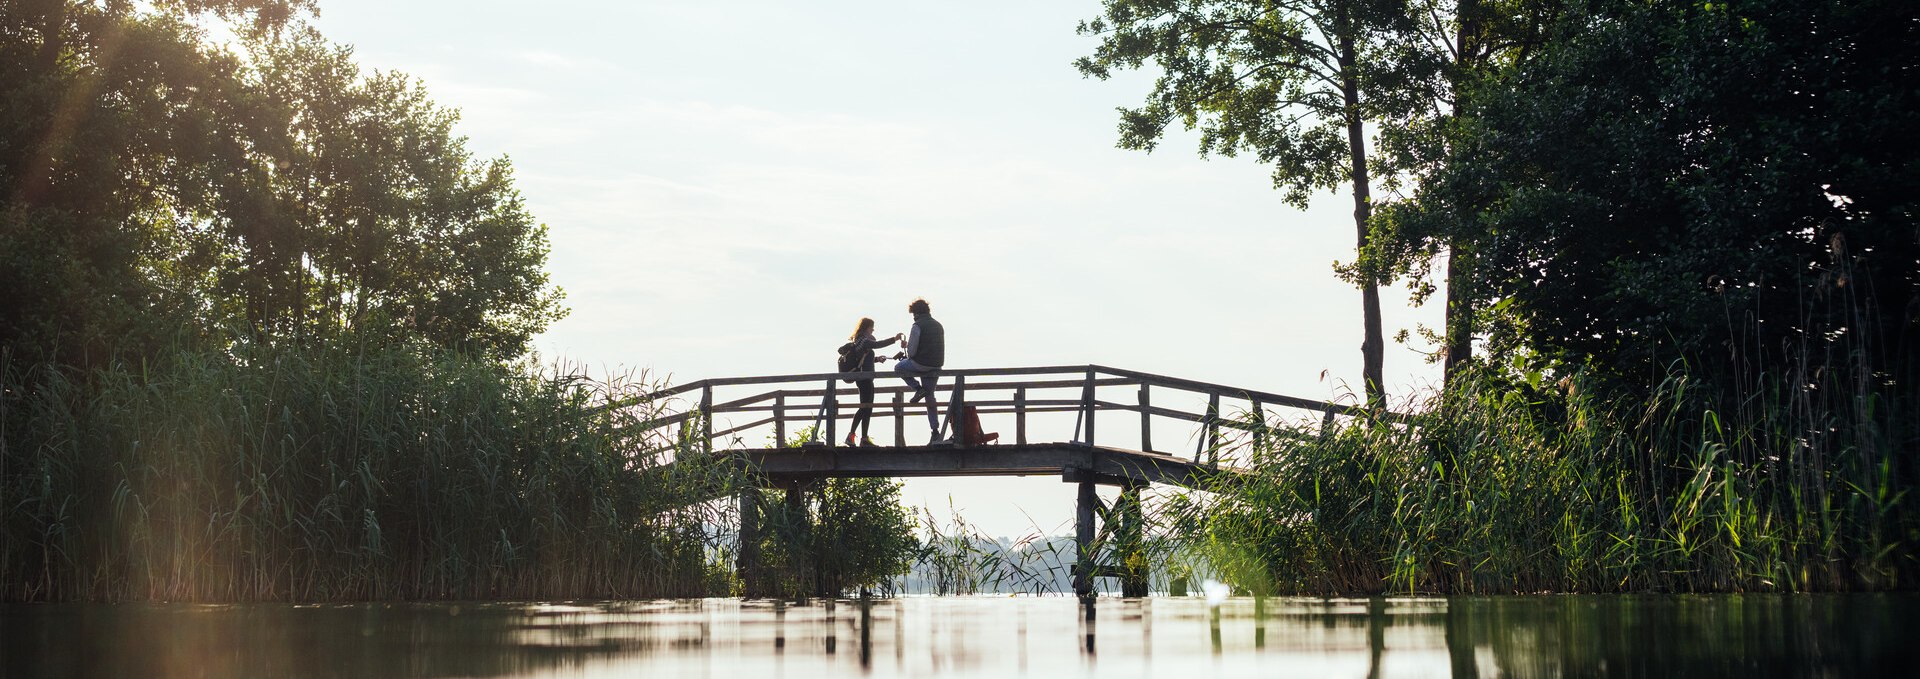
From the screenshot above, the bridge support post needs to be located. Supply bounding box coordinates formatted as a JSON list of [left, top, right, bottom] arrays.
[[738, 490, 762, 597], [1073, 480, 1097, 598]]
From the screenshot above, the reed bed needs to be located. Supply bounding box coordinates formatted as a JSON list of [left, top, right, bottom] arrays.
[[1175, 363, 1916, 595], [0, 345, 745, 602]]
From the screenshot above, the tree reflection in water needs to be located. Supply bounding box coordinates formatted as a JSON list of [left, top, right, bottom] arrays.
[[2, 595, 1915, 677]]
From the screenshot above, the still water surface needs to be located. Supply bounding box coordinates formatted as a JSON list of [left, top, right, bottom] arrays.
[[3, 595, 1913, 677]]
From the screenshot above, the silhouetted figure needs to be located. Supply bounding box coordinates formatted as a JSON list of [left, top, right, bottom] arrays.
[[839, 317, 901, 447], [892, 298, 946, 443]]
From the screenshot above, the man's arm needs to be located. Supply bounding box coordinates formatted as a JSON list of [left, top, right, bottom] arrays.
[[907, 325, 921, 359]]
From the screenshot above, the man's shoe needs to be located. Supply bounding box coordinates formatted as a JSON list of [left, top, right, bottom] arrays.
[[859, 437, 878, 447], [909, 390, 926, 403], [844, 433, 856, 447]]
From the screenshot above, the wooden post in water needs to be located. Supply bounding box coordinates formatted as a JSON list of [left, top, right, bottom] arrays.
[[1015, 387, 1028, 445], [1117, 482, 1148, 597], [892, 391, 905, 448], [1074, 480, 1097, 598], [738, 489, 761, 596]]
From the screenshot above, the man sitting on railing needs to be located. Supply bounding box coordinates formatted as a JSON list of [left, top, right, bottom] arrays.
[[892, 297, 946, 444]]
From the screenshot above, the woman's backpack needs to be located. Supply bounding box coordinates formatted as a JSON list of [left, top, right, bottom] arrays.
[[836, 341, 862, 382]]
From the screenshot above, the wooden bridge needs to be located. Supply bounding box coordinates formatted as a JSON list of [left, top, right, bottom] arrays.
[[622, 365, 1375, 597]]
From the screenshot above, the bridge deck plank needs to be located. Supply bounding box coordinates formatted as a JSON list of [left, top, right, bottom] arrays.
[[712, 442, 1223, 489]]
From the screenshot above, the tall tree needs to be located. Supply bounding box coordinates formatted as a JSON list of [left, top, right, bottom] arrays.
[[1377, 0, 1919, 390], [1360, 0, 1559, 387], [0, 2, 565, 364], [1077, 0, 1427, 408]]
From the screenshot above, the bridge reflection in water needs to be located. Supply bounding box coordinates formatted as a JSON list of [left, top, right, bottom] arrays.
[[5, 595, 1914, 677], [623, 365, 1381, 597]]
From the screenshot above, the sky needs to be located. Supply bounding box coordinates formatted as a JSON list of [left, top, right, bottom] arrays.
[[307, 0, 1447, 538]]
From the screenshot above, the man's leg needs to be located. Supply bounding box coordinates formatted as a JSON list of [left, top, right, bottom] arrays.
[[893, 358, 924, 394], [921, 371, 941, 433]]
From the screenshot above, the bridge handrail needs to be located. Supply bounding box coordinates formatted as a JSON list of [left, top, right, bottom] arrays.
[[613, 364, 1377, 417], [602, 364, 1400, 467]]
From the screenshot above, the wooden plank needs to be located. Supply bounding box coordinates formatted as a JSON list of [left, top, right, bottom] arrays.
[[710, 416, 777, 440], [761, 377, 1130, 400], [715, 397, 1084, 414], [1090, 365, 1344, 414], [610, 364, 1396, 422]]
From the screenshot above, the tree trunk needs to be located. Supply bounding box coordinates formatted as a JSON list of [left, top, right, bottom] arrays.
[[1340, 36, 1387, 410], [1442, 0, 1485, 389], [1443, 244, 1473, 383]]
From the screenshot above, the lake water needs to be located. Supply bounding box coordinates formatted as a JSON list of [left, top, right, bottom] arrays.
[[3, 595, 1913, 677]]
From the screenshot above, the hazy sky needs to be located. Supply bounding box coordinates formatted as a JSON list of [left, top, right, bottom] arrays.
[[309, 0, 1446, 537]]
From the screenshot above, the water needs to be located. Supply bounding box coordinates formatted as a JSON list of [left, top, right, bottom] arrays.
[[3, 595, 1913, 677]]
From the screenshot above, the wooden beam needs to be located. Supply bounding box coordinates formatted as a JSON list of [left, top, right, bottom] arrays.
[[1014, 387, 1027, 445], [892, 390, 905, 448], [1074, 480, 1097, 598], [1137, 384, 1152, 454]]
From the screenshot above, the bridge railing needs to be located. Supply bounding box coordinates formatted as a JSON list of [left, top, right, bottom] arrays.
[[610, 365, 1386, 469]]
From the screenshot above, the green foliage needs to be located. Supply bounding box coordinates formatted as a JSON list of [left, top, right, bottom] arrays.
[[1, 2, 564, 366], [1076, 0, 1447, 406], [740, 430, 920, 598], [0, 344, 743, 601], [1177, 362, 1915, 594], [1369, 0, 1918, 389]]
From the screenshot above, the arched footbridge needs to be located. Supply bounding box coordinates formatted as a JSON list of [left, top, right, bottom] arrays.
[[621, 365, 1381, 597]]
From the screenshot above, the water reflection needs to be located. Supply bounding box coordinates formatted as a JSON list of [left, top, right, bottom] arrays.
[[2, 594, 1914, 678]]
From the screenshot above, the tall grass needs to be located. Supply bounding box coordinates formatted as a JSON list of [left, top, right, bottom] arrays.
[[1177, 362, 1916, 595], [0, 344, 745, 602]]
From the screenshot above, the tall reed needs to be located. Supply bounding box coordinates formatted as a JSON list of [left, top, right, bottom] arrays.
[[0, 344, 745, 602], [1175, 361, 1915, 595]]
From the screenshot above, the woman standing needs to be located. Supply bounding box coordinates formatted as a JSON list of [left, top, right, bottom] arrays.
[[843, 318, 902, 447]]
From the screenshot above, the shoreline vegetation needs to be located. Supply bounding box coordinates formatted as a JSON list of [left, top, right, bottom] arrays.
[[3, 1, 1914, 601]]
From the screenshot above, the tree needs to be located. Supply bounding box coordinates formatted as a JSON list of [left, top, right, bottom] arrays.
[[1379, 0, 1919, 391], [0, 2, 565, 365], [1077, 0, 1430, 409]]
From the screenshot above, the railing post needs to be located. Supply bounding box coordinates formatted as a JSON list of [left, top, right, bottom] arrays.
[[1206, 393, 1221, 465], [892, 390, 906, 448], [1081, 368, 1097, 447], [774, 392, 787, 447], [1015, 387, 1028, 445], [1252, 399, 1266, 452], [1137, 383, 1152, 454], [700, 384, 714, 455], [824, 378, 839, 446]]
